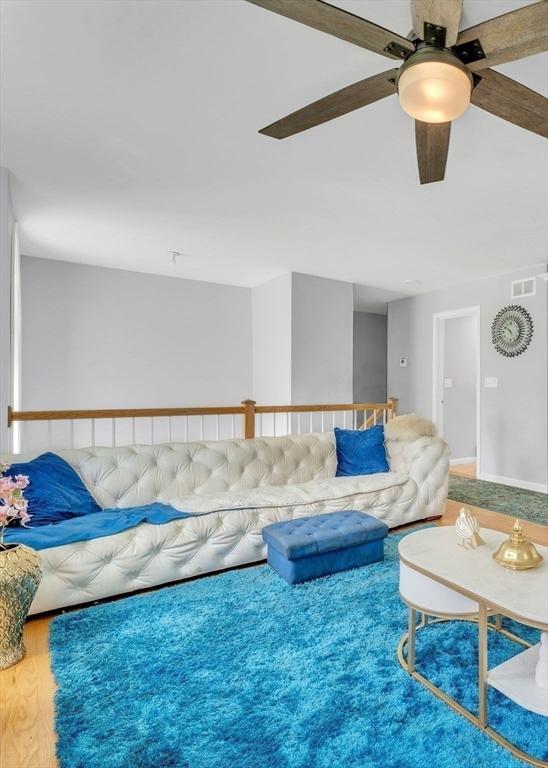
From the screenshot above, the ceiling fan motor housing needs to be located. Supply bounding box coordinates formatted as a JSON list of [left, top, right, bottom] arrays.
[[396, 46, 474, 123], [397, 46, 473, 91]]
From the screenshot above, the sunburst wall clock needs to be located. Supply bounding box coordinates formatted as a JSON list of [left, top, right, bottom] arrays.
[[491, 305, 533, 358]]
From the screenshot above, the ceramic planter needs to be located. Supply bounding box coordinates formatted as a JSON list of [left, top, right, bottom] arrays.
[[0, 544, 41, 669]]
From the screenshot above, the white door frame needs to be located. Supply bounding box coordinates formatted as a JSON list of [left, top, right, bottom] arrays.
[[432, 306, 481, 474]]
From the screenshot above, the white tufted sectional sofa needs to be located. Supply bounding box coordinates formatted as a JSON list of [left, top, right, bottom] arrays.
[[12, 429, 448, 614]]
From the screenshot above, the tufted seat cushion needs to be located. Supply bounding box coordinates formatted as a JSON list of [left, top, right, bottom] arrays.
[[170, 472, 407, 515], [262, 511, 389, 560], [262, 510, 389, 584]]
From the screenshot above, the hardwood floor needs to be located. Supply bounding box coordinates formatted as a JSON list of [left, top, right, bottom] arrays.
[[0, 617, 56, 768], [443, 499, 547, 547], [1, 501, 546, 768], [449, 462, 477, 479]]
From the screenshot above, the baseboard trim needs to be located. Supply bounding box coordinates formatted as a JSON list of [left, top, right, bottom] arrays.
[[477, 472, 548, 495], [450, 457, 476, 466]]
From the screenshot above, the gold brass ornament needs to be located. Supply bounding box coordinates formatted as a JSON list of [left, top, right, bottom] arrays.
[[493, 520, 543, 571]]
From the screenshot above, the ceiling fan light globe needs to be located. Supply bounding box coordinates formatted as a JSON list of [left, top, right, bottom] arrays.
[[398, 60, 472, 123]]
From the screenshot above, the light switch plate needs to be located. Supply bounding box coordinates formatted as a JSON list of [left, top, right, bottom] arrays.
[[484, 377, 498, 388], [444, 378, 453, 388], [399, 357, 408, 368]]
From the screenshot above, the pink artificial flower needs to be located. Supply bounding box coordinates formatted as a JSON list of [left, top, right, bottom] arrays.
[[0, 477, 14, 492], [0, 466, 32, 541]]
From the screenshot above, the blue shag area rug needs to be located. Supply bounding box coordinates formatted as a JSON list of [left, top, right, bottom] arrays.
[[50, 532, 546, 768]]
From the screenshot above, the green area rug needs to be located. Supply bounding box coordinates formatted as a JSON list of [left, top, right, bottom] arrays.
[[448, 475, 547, 525]]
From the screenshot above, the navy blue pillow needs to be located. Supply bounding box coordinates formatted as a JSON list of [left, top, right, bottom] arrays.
[[6, 452, 102, 526], [334, 426, 390, 477]]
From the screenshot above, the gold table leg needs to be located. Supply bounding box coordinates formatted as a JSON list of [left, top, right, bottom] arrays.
[[407, 607, 416, 673], [478, 603, 488, 728], [397, 599, 545, 766]]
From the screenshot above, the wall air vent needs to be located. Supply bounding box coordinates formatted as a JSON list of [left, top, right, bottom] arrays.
[[511, 277, 535, 299]]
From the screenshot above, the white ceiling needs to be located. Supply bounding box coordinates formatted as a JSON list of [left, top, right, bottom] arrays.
[[353, 283, 407, 314], [1, 0, 547, 296]]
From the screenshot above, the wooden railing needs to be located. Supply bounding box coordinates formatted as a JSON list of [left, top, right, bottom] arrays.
[[6, 398, 398, 454]]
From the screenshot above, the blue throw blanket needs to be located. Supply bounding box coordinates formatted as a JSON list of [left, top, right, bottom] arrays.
[[3, 503, 193, 551]]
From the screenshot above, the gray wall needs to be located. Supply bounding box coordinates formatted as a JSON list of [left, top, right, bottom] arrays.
[[291, 273, 353, 404], [443, 315, 476, 460], [21, 263, 355, 416], [252, 273, 292, 403], [251, 271, 354, 410], [353, 312, 387, 404], [0, 169, 14, 452], [387, 265, 548, 488], [21, 257, 252, 409]]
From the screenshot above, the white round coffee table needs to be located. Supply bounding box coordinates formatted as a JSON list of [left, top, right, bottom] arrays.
[[398, 526, 548, 768]]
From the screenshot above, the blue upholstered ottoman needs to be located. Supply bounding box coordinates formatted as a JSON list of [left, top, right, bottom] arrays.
[[262, 511, 389, 585]]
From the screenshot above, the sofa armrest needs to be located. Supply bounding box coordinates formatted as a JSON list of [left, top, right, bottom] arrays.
[[386, 436, 450, 519]]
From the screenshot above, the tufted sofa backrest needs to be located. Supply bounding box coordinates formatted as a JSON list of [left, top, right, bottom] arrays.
[[57, 432, 337, 509]]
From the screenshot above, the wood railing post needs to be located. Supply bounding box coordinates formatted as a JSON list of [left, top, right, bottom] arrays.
[[7, 405, 13, 428], [241, 399, 256, 439], [387, 397, 398, 418]]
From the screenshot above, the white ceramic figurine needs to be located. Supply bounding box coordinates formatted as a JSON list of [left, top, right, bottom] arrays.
[[455, 507, 486, 549]]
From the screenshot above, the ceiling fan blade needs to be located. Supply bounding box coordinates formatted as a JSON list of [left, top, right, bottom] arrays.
[[260, 68, 398, 139], [455, 0, 548, 72], [471, 69, 548, 139], [245, 0, 414, 59], [411, 0, 463, 46], [415, 121, 451, 184]]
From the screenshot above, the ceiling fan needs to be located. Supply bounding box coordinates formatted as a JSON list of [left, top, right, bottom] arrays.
[[246, 0, 548, 183]]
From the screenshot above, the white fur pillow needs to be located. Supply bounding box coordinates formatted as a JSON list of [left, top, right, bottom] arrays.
[[384, 413, 437, 442]]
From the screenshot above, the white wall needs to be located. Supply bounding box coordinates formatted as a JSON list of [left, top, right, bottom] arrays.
[[0, 169, 14, 453], [21, 257, 252, 409], [291, 273, 353, 404], [388, 265, 548, 490], [252, 273, 292, 404], [443, 316, 476, 460], [353, 311, 387, 404]]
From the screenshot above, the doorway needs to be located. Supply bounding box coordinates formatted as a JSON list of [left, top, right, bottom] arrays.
[[432, 306, 480, 476]]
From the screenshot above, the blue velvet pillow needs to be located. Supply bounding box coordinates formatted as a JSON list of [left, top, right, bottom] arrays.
[[334, 426, 390, 477], [6, 452, 102, 526]]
